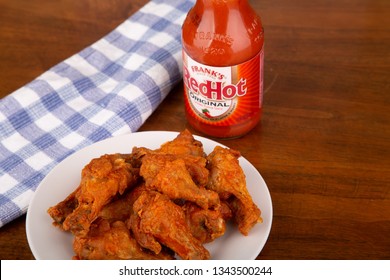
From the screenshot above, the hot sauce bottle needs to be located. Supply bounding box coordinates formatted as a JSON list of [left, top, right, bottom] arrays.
[[182, 0, 264, 138]]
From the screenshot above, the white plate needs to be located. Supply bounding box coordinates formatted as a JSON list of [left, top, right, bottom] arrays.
[[26, 131, 272, 260]]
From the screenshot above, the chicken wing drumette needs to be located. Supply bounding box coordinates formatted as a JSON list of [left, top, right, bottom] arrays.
[[206, 146, 262, 235]]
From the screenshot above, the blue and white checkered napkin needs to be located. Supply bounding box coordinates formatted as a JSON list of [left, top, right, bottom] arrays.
[[0, 0, 194, 227]]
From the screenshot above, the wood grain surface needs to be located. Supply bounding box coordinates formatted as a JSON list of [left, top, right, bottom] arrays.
[[0, 0, 389, 260]]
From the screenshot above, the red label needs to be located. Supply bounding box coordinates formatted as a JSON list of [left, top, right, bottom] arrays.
[[183, 49, 263, 124]]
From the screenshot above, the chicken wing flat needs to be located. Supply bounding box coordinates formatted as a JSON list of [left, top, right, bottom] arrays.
[[48, 153, 140, 236], [73, 219, 174, 260], [130, 190, 210, 260], [206, 146, 262, 235], [141, 157, 219, 210]]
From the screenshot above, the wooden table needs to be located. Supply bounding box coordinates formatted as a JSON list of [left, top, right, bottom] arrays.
[[1, 0, 389, 260]]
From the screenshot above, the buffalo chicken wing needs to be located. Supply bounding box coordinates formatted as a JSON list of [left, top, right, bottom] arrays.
[[47, 130, 262, 260]]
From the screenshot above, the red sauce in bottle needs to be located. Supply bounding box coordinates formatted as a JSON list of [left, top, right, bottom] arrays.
[[182, 0, 264, 138]]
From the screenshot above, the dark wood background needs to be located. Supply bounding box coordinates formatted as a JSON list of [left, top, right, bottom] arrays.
[[0, 0, 389, 259]]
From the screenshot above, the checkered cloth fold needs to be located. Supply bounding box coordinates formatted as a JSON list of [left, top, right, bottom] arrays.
[[0, 0, 194, 227]]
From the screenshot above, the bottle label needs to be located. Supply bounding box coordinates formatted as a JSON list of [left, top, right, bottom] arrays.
[[183, 49, 264, 125]]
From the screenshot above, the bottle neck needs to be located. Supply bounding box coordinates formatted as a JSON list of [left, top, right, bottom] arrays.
[[183, 0, 262, 66]]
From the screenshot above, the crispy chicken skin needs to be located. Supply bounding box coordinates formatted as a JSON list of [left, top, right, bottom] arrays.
[[48, 153, 139, 236], [132, 129, 209, 187], [141, 157, 219, 210], [73, 219, 174, 260], [137, 153, 209, 187], [132, 129, 205, 158], [182, 202, 226, 243], [157, 129, 206, 157], [47, 185, 81, 227], [97, 189, 137, 223], [206, 146, 262, 235], [73, 184, 174, 260], [129, 190, 210, 260]]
